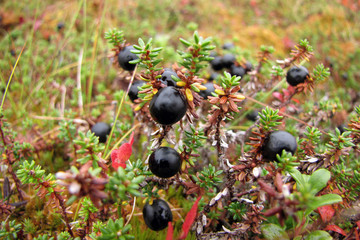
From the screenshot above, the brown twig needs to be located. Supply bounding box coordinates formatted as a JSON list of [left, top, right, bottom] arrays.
[[0, 119, 25, 201], [52, 190, 74, 237]]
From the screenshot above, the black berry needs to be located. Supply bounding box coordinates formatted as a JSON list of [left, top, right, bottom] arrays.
[[262, 130, 297, 161], [117, 46, 138, 71], [222, 54, 236, 69], [149, 87, 187, 125], [286, 66, 309, 86], [91, 122, 111, 143], [208, 72, 219, 81], [160, 68, 178, 87], [341, 73, 348, 81], [245, 61, 253, 72], [199, 82, 215, 99], [246, 110, 259, 122], [222, 42, 235, 50], [337, 124, 346, 134], [128, 80, 145, 102], [230, 65, 246, 78], [210, 56, 224, 71], [143, 199, 172, 231], [209, 51, 218, 58], [57, 22, 65, 31], [149, 147, 181, 178]]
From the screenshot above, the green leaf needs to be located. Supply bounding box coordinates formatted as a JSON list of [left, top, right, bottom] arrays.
[[133, 45, 142, 50], [304, 230, 332, 240], [180, 38, 191, 47], [138, 38, 145, 47], [261, 223, 290, 240], [289, 168, 305, 192], [129, 59, 141, 64], [307, 194, 342, 210], [308, 169, 330, 194], [194, 32, 200, 44], [152, 47, 163, 52], [201, 39, 211, 47], [130, 50, 142, 54]]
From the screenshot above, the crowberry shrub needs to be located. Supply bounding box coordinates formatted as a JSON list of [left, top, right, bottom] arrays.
[[2, 17, 359, 240]]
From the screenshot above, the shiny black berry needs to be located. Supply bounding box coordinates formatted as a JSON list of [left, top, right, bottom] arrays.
[[128, 80, 145, 102], [143, 199, 172, 231], [160, 68, 178, 87], [117, 46, 138, 71], [222, 54, 236, 69], [262, 130, 297, 161], [91, 122, 111, 143], [199, 82, 215, 99], [149, 147, 181, 178], [230, 65, 246, 78], [286, 66, 309, 86], [210, 56, 224, 71], [149, 87, 187, 125]]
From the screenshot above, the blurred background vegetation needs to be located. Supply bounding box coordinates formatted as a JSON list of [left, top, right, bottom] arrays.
[[0, 0, 359, 122]]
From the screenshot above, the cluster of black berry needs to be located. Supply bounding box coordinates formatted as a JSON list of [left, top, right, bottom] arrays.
[[210, 43, 253, 79], [108, 40, 305, 232]]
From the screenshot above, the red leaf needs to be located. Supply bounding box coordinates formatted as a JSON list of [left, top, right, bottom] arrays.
[[272, 92, 283, 102], [325, 225, 347, 236], [357, 220, 360, 229], [129, 131, 135, 145], [179, 195, 202, 239], [283, 89, 290, 97], [318, 205, 335, 223], [111, 132, 134, 170], [279, 107, 286, 113], [166, 222, 173, 240], [292, 98, 300, 104], [283, 36, 295, 49]]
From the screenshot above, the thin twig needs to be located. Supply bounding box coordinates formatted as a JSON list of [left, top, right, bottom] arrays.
[[125, 197, 136, 227], [0, 119, 25, 200], [30, 115, 88, 124], [52, 190, 74, 237]]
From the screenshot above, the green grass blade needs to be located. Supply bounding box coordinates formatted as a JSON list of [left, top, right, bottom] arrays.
[[1, 44, 26, 110]]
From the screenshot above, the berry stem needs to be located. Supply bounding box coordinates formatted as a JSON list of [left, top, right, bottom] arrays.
[[157, 125, 171, 146]]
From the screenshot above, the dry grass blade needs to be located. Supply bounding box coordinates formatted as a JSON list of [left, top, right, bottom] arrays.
[[77, 48, 84, 114]]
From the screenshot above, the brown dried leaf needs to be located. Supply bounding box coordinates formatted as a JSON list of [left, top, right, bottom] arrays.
[[219, 96, 228, 105], [257, 179, 276, 197], [274, 173, 283, 193]]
